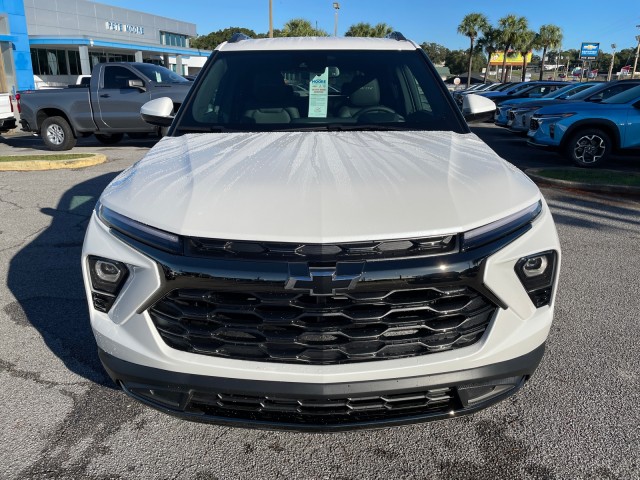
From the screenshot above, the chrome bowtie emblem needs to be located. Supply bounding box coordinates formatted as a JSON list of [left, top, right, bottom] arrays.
[[285, 263, 364, 296]]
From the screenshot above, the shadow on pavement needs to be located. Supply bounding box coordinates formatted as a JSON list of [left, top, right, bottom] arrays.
[[6, 172, 119, 386]]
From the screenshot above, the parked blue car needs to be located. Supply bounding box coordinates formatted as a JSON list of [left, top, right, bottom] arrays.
[[527, 85, 640, 167], [494, 82, 599, 127]]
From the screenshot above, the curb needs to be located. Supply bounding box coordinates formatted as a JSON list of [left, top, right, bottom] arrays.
[[0, 154, 107, 171], [525, 168, 640, 197]]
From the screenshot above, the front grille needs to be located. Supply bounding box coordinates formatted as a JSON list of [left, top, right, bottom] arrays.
[[185, 234, 456, 261], [149, 284, 496, 365], [529, 118, 539, 131], [129, 384, 457, 425]]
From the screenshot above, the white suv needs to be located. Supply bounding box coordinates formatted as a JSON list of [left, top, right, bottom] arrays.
[[82, 34, 560, 431]]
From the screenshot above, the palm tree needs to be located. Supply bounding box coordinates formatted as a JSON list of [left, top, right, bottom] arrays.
[[515, 30, 538, 82], [457, 13, 489, 88], [345, 22, 393, 37], [498, 15, 528, 82], [477, 26, 501, 83], [281, 18, 328, 37], [537, 25, 564, 80]]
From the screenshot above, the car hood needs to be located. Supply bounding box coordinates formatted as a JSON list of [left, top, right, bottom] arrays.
[[534, 101, 629, 116], [100, 131, 540, 243]]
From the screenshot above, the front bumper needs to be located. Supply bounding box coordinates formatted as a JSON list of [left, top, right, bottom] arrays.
[[100, 343, 545, 431], [82, 200, 560, 429]]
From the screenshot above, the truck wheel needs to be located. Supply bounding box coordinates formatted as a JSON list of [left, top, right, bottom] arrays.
[[564, 128, 611, 168], [41, 116, 77, 151], [95, 133, 124, 145]]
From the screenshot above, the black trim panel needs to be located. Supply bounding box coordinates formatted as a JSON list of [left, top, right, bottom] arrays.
[[99, 344, 545, 431]]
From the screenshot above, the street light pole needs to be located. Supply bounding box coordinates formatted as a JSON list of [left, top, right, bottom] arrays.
[[333, 2, 340, 37], [607, 44, 616, 81], [268, 0, 273, 38]]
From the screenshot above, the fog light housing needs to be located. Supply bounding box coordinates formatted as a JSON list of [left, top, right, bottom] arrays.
[[88, 256, 129, 312], [515, 251, 558, 307]]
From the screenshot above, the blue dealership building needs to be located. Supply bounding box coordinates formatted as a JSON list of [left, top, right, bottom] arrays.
[[0, 0, 209, 94]]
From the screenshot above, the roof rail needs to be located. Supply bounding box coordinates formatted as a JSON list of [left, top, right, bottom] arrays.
[[385, 32, 407, 41], [228, 33, 251, 43]]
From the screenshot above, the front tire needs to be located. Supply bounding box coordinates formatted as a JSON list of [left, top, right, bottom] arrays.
[[41, 116, 76, 151], [564, 128, 611, 168], [95, 133, 124, 145]]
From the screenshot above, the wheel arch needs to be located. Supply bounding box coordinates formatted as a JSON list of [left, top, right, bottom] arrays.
[[36, 108, 77, 137], [560, 119, 621, 151]]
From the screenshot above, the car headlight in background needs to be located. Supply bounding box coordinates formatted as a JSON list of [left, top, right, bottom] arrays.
[[533, 112, 575, 124]]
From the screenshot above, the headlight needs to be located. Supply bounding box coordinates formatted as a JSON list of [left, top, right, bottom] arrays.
[[513, 106, 540, 114], [96, 201, 182, 254], [533, 112, 575, 123], [462, 201, 542, 251]]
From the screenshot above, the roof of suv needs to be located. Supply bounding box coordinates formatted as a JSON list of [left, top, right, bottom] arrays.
[[217, 36, 420, 52]]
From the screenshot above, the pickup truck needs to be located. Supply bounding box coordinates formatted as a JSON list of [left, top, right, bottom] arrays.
[[17, 62, 192, 150], [0, 93, 16, 135]]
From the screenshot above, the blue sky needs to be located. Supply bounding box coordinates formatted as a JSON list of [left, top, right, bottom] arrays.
[[98, 1, 640, 53]]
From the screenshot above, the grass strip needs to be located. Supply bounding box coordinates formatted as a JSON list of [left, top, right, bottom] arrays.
[[535, 169, 640, 187], [0, 154, 90, 162]]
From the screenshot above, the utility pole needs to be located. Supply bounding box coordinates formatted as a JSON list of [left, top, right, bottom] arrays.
[[633, 28, 640, 79], [607, 44, 616, 81], [333, 2, 340, 37], [269, 0, 273, 38]]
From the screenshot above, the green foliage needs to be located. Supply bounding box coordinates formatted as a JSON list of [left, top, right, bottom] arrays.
[[457, 13, 490, 86], [537, 24, 563, 79], [457, 13, 489, 41], [190, 27, 259, 50], [420, 42, 450, 64], [345, 22, 394, 37], [497, 15, 529, 81], [281, 18, 328, 37], [445, 49, 487, 75]]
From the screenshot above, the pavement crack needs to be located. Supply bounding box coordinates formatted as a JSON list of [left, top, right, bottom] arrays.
[[0, 357, 86, 388]]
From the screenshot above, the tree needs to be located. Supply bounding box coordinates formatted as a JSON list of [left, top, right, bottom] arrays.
[[498, 15, 528, 82], [281, 18, 328, 37], [515, 30, 538, 82], [477, 26, 501, 82], [457, 13, 489, 88], [345, 22, 393, 37], [420, 42, 450, 65], [191, 27, 258, 50], [445, 49, 487, 76], [537, 25, 563, 80]]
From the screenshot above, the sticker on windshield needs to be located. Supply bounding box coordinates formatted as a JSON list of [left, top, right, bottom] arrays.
[[308, 68, 329, 118]]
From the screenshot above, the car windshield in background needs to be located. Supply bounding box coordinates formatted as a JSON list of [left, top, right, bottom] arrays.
[[178, 50, 463, 133], [136, 64, 189, 84], [601, 85, 640, 104]]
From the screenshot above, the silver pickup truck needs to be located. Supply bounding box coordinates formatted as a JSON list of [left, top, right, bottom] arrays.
[[18, 62, 192, 150]]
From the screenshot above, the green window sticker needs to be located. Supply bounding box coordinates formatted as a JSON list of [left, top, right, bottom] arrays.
[[308, 68, 329, 118]]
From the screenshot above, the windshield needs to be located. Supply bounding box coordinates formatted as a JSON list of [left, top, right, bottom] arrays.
[[505, 83, 531, 94], [545, 83, 586, 99], [177, 50, 464, 133], [602, 85, 640, 104], [136, 64, 189, 84], [567, 83, 609, 100]]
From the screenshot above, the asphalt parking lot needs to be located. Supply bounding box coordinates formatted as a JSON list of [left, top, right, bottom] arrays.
[[1, 128, 639, 479]]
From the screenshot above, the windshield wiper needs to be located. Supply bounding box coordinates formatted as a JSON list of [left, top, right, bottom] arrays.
[[177, 125, 233, 133]]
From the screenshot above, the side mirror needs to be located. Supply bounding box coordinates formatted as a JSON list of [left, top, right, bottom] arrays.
[[141, 97, 174, 127], [462, 94, 496, 123], [128, 79, 146, 92]]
